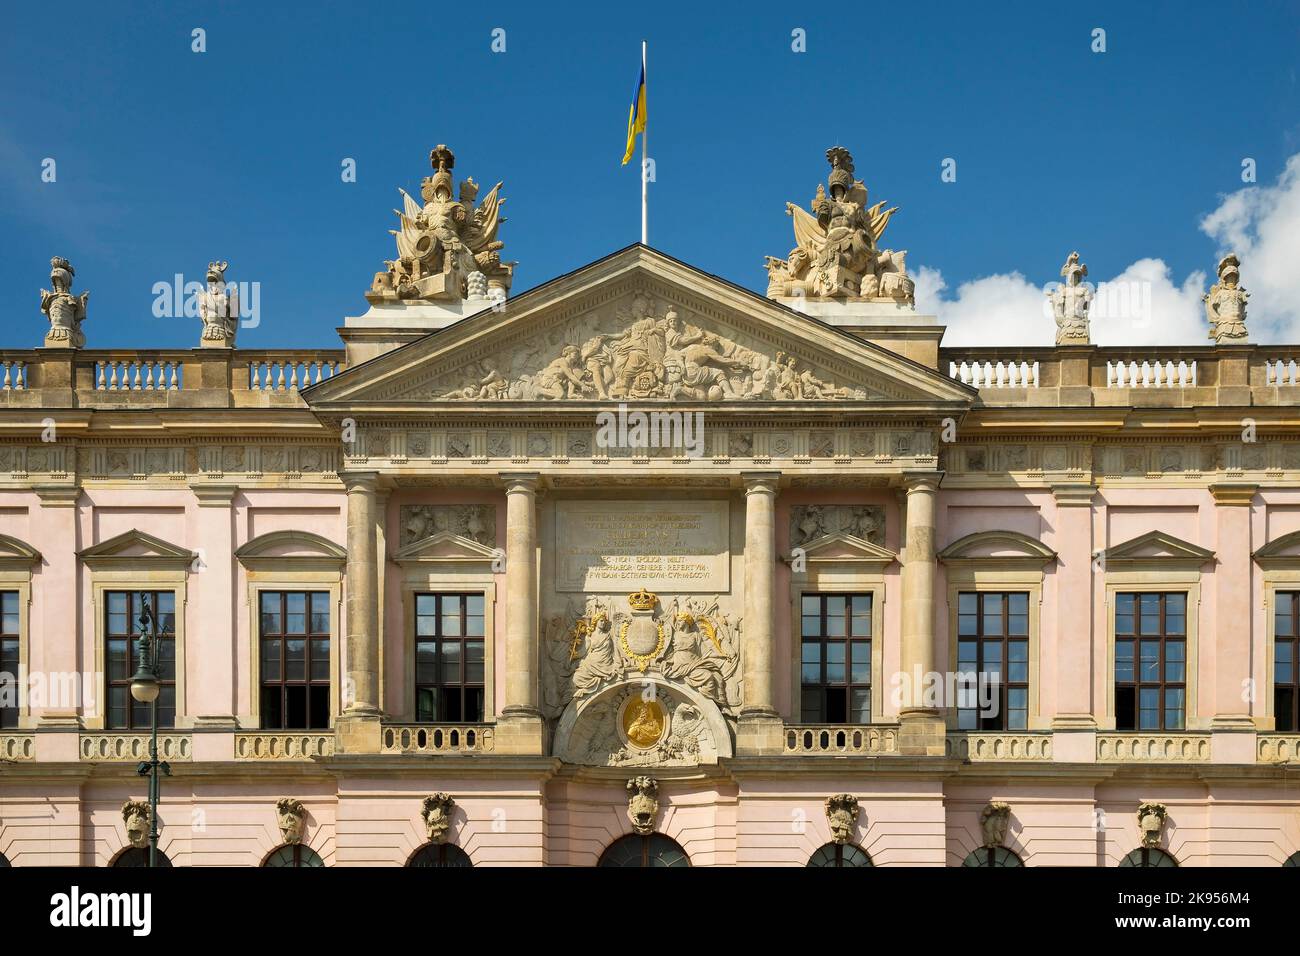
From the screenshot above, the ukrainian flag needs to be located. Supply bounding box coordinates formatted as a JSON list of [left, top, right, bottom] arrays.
[[621, 55, 647, 165]]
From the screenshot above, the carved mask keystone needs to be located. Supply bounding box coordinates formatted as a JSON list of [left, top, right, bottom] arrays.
[[980, 801, 1011, 848], [825, 794, 860, 845], [122, 800, 152, 849], [1137, 802, 1167, 848], [421, 793, 456, 844], [626, 776, 660, 836], [276, 797, 307, 845]]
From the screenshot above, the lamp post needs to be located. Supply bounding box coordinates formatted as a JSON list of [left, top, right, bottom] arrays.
[[129, 594, 171, 868]]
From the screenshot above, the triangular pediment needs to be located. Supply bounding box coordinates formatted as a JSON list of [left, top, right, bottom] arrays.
[[306, 246, 974, 410], [393, 530, 499, 565], [79, 529, 195, 567], [789, 530, 898, 566], [1103, 531, 1214, 567]]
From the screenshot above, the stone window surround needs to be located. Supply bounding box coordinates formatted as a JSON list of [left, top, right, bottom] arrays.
[[394, 535, 498, 724], [1252, 530, 1300, 732], [0, 534, 40, 728], [939, 531, 1053, 732], [235, 531, 346, 730], [85, 566, 189, 732], [1103, 572, 1204, 732], [787, 544, 891, 725]]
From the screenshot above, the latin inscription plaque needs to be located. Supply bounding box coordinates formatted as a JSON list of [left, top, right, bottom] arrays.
[[555, 500, 729, 592]]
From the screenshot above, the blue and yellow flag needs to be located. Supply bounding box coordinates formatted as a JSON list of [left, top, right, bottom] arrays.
[[621, 58, 646, 165]]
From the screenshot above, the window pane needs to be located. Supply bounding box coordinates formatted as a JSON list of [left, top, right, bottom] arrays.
[[261, 592, 281, 634], [802, 663, 821, 684], [1140, 642, 1160, 681], [801, 642, 821, 665], [1116, 593, 1135, 616], [801, 616, 821, 637], [958, 592, 978, 615], [1164, 688, 1185, 729], [416, 642, 437, 683], [285, 640, 306, 681], [1008, 613, 1028, 637], [1164, 593, 1185, 616], [309, 685, 330, 729], [825, 596, 845, 618], [1008, 593, 1029, 616], [465, 640, 485, 684], [466, 594, 485, 616], [310, 639, 330, 681], [800, 688, 821, 722], [958, 614, 978, 636], [262, 639, 281, 681], [850, 689, 870, 723], [1008, 661, 1027, 683], [441, 640, 462, 684], [310, 593, 330, 633], [801, 596, 820, 616], [416, 594, 437, 616], [850, 642, 871, 684], [466, 614, 485, 637], [826, 614, 845, 637]]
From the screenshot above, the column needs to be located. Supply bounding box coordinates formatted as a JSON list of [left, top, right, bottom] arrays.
[[899, 472, 944, 755], [1050, 484, 1098, 761], [188, 482, 238, 761], [1210, 482, 1257, 762], [337, 472, 381, 752], [737, 471, 783, 754], [496, 472, 545, 754]]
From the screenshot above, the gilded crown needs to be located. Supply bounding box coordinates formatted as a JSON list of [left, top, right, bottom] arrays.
[[627, 588, 657, 611]]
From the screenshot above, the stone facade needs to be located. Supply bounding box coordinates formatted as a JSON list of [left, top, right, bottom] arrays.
[[0, 146, 1297, 867]]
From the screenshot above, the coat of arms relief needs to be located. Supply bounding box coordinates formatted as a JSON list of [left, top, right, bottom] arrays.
[[545, 589, 742, 768], [428, 293, 875, 402]]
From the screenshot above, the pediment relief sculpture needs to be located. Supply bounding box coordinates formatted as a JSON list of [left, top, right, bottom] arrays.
[[368, 144, 513, 305], [980, 801, 1011, 847], [790, 505, 884, 549], [421, 793, 456, 844], [825, 794, 860, 845], [1138, 801, 1167, 848], [122, 800, 152, 849], [626, 776, 660, 835], [399, 504, 495, 547], [428, 293, 874, 402], [764, 147, 914, 304], [276, 797, 307, 845]]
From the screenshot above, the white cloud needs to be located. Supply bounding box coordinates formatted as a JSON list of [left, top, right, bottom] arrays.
[[919, 152, 1300, 346], [1200, 153, 1300, 341]]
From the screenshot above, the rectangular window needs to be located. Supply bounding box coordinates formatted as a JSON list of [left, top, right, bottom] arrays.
[[0, 591, 19, 729], [1114, 592, 1186, 731], [1275, 592, 1299, 732], [415, 593, 485, 722], [956, 591, 1030, 730], [105, 590, 177, 730], [260, 591, 331, 730], [799, 593, 872, 723]]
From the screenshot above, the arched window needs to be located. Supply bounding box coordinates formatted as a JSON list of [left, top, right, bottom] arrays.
[[962, 846, 1023, 867], [263, 845, 325, 867], [807, 842, 873, 867], [111, 847, 173, 868], [1119, 847, 1177, 867], [408, 843, 472, 867], [598, 833, 690, 868], [1283, 851, 1300, 867]]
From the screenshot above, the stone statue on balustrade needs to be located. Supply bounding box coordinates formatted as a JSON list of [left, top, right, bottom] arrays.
[[368, 144, 514, 305], [764, 147, 914, 305], [198, 260, 239, 348], [1047, 251, 1093, 345], [1204, 253, 1249, 344], [40, 256, 88, 348]]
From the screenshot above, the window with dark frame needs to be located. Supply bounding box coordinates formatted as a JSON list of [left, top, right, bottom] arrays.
[[105, 590, 176, 730], [0, 591, 19, 729], [800, 593, 872, 724], [956, 592, 1029, 730], [1114, 592, 1186, 731], [259, 591, 331, 731], [1274, 591, 1300, 732], [415, 593, 485, 723]]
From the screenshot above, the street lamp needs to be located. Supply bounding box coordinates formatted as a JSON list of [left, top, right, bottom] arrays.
[[129, 595, 171, 867]]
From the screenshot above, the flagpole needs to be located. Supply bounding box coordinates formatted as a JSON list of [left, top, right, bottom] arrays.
[[641, 39, 648, 245]]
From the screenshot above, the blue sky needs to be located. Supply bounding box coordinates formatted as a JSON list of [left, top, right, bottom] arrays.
[[2, 0, 1298, 348]]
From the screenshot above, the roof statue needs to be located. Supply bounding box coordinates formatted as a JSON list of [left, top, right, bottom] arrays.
[[367, 144, 514, 305], [765, 147, 914, 305], [40, 256, 89, 348], [1047, 251, 1093, 345], [1204, 252, 1249, 344]]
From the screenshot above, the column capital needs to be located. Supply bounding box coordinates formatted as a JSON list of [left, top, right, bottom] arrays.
[[340, 470, 381, 493], [499, 471, 541, 494], [1052, 483, 1097, 507], [33, 482, 80, 507], [741, 470, 781, 494], [188, 481, 239, 507], [901, 470, 942, 494], [1209, 482, 1258, 507]]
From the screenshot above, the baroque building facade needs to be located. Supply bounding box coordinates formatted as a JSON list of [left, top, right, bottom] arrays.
[[1, 145, 1299, 867]]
